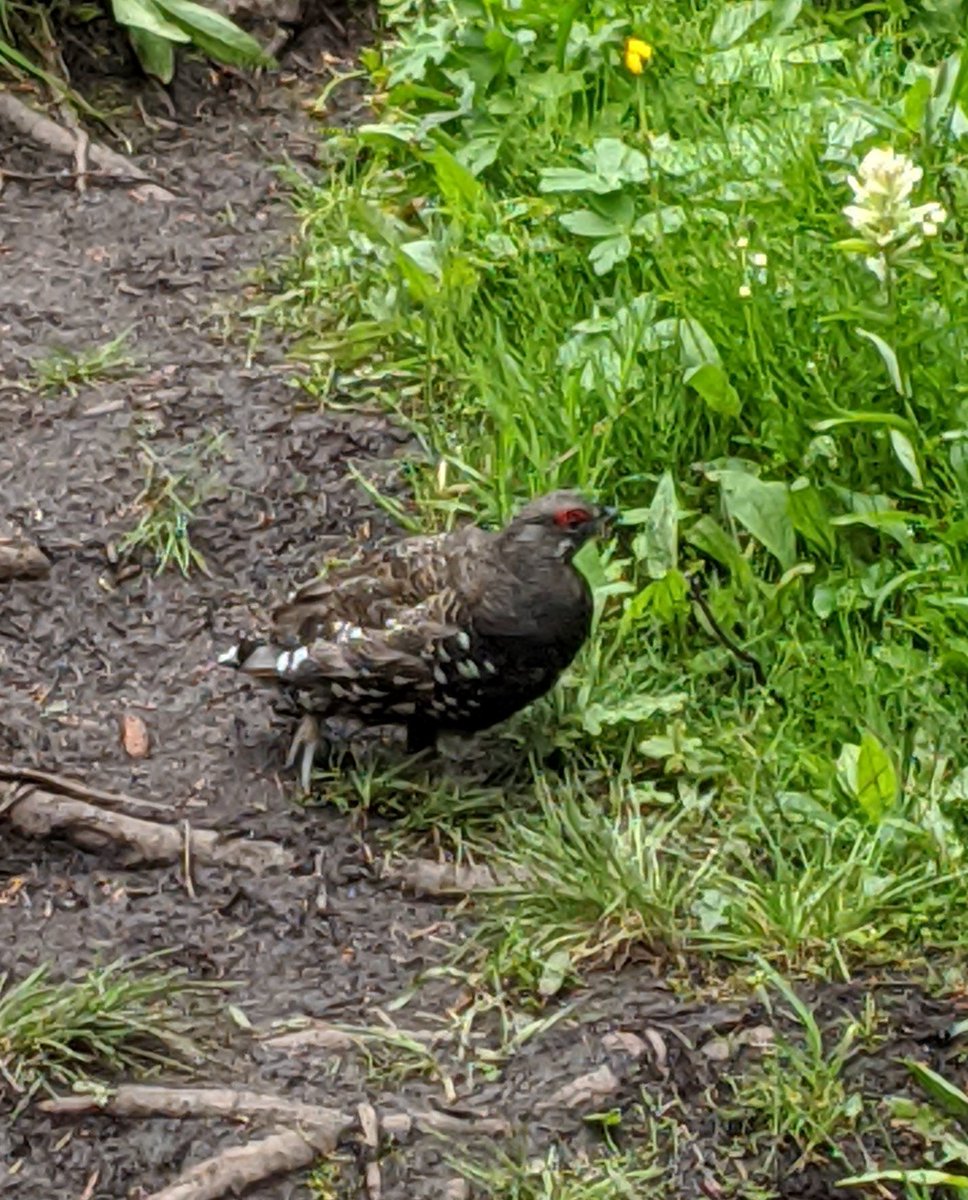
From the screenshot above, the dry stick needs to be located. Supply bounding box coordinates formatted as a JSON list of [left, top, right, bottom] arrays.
[[0, 91, 176, 202], [0, 762, 177, 814], [3, 787, 295, 873]]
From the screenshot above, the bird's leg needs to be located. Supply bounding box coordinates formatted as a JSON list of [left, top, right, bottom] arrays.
[[405, 721, 437, 757], [284, 712, 321, 791]]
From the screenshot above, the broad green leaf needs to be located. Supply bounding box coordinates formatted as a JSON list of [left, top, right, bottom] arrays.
[[684, 516, 756, 589], [717, 470, 796, 568], [632, 205, 687, 239], [559, 209, 623, 237], [538, 949, 572, 997], [710, 0, 771, 48], [770, 0, 803, 34], [788, 478, 835, 555], [639, 570, 690, 623], [838, 733, 897, 822], [889, 429, 923, 488], [856, 731, 898, 821], [903, 74, 933, 131], [679, 317, 721, 368], [540, 139, 648, 194], [400, 238, 443, 279], [634, 471, 678, 579], [589, 138, 650, 187], [683, 362, 741, 418], [905, 1059, 968, 1121], [425, 145, 485, 210], [128, 26, 177, 81], [588, 234, 631, 274], [539, 167, 610, 194], [856, 327, 909, 397], [153, 0, 271, 67], [112, 0, 189, 40]]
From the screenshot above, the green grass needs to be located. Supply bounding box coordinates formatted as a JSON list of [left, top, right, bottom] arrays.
[[0, 955, 205, 1111], [117, 438, 223, 577], [32, 330, 136, 396], [265, 0, 968, 1183]]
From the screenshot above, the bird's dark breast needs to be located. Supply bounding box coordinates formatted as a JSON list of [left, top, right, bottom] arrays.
[[429, 590, 593, 733]]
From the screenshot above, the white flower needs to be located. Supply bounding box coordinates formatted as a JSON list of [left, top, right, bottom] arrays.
[[842, 146, 946, 260], [738, 283, 752, 298], [736, 236, 749, 249], [750, 251, 768, 267]]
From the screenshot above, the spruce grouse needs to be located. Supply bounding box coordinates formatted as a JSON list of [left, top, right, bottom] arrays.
[[219, 490, 614, 784]]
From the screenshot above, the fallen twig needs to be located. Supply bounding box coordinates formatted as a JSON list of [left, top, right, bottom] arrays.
[[0, 90, 176, 202], [3, 785, 294, 872]]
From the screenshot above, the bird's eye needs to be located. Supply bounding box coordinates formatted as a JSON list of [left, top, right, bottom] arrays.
[[553, 507, 592, 529]]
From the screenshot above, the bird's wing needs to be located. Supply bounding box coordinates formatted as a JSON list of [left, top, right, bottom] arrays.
[[236, 590, 462, 716], [228, 524, 498, 716], [270, 527, 488, 644]]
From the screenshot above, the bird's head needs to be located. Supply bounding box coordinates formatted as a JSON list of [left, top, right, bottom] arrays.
[[500, 490, 617, 561]]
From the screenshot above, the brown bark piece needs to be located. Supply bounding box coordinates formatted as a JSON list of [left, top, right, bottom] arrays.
[[0, 520, 50, 581]]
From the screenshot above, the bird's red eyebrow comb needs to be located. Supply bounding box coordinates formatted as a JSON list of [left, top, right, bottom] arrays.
[[554, 507, 591, 526]]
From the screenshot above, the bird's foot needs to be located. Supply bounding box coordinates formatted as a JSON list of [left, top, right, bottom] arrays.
[[284, 713, 321, 791]]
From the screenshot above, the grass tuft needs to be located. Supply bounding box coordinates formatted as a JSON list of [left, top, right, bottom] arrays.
[[0, 955, 206, 1110]]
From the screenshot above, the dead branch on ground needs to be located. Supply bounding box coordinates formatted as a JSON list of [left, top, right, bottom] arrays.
[[0, 91, 176, 202], [3, 781, 294, 872], [39, 1083, 510, 1200], [0, 762, 172, 814]]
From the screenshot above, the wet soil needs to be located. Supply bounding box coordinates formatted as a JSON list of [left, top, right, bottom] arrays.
[[1, 15, 964, 1200]]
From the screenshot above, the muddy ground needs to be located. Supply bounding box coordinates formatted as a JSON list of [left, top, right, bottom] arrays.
[[0, 13, 963, 1200]]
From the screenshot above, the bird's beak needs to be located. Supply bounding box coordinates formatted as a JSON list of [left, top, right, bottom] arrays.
[[595, 506, 618, 532]]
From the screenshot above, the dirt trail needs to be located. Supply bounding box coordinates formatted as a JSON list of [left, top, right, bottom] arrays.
[[0, 17, 962, 1200]]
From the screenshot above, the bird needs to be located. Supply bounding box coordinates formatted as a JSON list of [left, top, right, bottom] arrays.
[[218, 490, 615, 786]]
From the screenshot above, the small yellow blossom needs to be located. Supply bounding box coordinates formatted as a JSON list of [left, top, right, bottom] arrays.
[[624, 36, 653, 75]]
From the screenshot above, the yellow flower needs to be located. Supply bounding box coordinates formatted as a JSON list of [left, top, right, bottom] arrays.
[[623, 36, 653, 75]]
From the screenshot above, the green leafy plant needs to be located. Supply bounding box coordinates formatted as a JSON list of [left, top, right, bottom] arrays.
[[109, 0, 273, 83]]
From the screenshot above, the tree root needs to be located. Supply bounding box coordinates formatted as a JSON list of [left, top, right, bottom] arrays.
[[382, 857, 523, 897], [149, 1128, 332, 1200], [0, 90, 176, 202], [38, 1084, 347, 1133], [1, 771, 294, 873], [38, 1083, 509, 1200]]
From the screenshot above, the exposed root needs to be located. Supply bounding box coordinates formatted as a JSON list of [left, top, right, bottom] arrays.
[[2, 780, 294, 872], [39, 1083, 510, 1200], [38, 1084, 347, 1133], [382, 857, 520, 897], [148, 1128, 332, 1200], [0, 522, 50, 581], [0, 90, 176, 202]]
